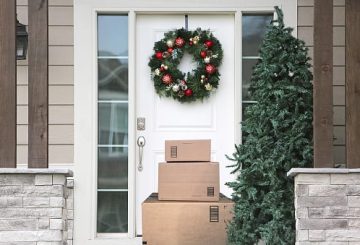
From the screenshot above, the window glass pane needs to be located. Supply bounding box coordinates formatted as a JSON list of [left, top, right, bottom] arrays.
[[97, 191, 128, 233], [242, 59, 259, 101], [98, 147, 128, 189], [242, 14, 272, 56], [98, 15, 128, 57], [98, 103, 128, 146], [98, 58, 128, 101]]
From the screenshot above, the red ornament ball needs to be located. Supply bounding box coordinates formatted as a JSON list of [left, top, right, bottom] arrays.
[[162, 74, 172, 85], [167, 48, 174, 53], [204, 40, 214, 48], [160, 66, 165, 72], [200, 51, 207, 58], [184, 89, 193, 97], [175, 37, 185, 47], [155, 52, 163, 60], [205, 64, 216, 74]]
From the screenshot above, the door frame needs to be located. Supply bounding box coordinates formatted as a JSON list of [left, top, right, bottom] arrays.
[[74, 1, 297, 244]]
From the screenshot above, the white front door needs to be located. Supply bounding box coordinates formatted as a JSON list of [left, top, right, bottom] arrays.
[[135, 14, 235, 235]]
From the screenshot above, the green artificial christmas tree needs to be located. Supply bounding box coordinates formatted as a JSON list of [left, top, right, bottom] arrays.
[[227, 7, 313, 245]]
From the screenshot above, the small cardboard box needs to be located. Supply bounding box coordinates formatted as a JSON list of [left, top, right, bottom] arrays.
[[165, 139, 211, 162], [142, 193, 233, 245], [158, 162, 219, 201]]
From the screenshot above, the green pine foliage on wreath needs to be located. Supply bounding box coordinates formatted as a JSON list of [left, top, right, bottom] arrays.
[[226, 7, 313, 245], [148, 28, 223, 102]]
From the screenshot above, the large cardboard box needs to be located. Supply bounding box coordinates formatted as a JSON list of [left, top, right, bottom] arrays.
[[158, 162, 219, 201], [165, 139, 211, 162], [142, 193, 233, 245]]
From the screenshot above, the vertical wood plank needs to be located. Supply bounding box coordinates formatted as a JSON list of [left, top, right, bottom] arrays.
[[313, 0, 334, 167], [28, 0, 49, 168], [346, 0, 360, 168], [0, 0, 16, 168]]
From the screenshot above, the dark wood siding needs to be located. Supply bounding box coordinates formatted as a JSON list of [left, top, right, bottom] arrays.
[[0, 0, 17, 168], [346, 0, 360, 168], [313, 0, 334, 168], [28, 0, 49, 168]]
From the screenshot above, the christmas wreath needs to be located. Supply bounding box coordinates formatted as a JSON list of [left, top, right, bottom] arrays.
[[148, 28, 223, 102]]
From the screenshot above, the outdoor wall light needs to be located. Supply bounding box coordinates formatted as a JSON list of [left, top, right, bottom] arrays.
[[16, 19, 28, 60]]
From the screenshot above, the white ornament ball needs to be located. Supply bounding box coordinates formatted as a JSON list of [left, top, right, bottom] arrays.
[[172, 84, 180, 92], [289, 71, 294, 77], [205, 83, 213, 91], [180, 84, 188, 91], [201, 75, 206, 79], [166, 40, 174, 48], [204, 57, 211, 64]]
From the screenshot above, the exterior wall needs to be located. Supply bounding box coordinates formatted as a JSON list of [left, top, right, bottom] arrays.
[[0, 170, 73, 245], [290, 169, 360, 244], [16, 0, 74, 168], [298, 0, 346, 166], [13, 0, 347, 168]]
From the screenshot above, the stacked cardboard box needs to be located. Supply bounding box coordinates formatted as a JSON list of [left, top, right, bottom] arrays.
[[142, 140, 234, 245]]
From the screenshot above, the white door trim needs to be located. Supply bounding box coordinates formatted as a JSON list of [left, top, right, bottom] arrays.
[[74, 1, 296, 244]]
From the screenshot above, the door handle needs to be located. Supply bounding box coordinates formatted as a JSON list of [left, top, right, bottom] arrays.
[[137, 136, 146, 171]]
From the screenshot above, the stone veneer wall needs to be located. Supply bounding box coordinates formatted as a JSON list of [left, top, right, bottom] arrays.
[[0, 169, 73, 245], [288, 168, 360, 244]]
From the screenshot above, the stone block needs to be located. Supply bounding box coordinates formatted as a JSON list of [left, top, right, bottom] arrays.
[[0, 243, 36, 245], [297, 230, 309, 241], [66, 178, 74, 188], [67, 229, 73, 239], [0, 186, 23, 196], [23, 197, 50, 207], [50, 219, 63, 230], [52, 175, 66, 186], [308, 185, 346, 197], [309, 230, 325, 241], [298, 219, 348, 230], [296, 208, 309, 219], [347, 185, 360, 196], [296, 174, 330, 185], [37, 230, 62, 241], [7, 197, 22, 207], [37, 242, 63, 245], [35, 175, 53, 186], [0, 208, 62, 219], [348, 219, 360, 228], [38, 219, 50, 230], [330, 173, 360, 185], [297, 196, 347, 208], [50, 197, 65, 208], [0, 174, 34, 186], [309, 207, 348, 218], [349, 197, 360, 207], [22, 186, 63, 197], [348, 208, 360, 218], [66, 198, 73, 209], [326, 229, 360, 241], [0, 219, 37, 231], [296, 185, 309, 196], [0, 231, 38, 241], [67, 210, 73, 220]]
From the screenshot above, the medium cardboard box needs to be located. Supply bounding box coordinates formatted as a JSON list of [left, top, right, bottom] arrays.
[[158, 162, 219, 201], [165, 139, 211, 162], [142, 193, 233, 245]]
